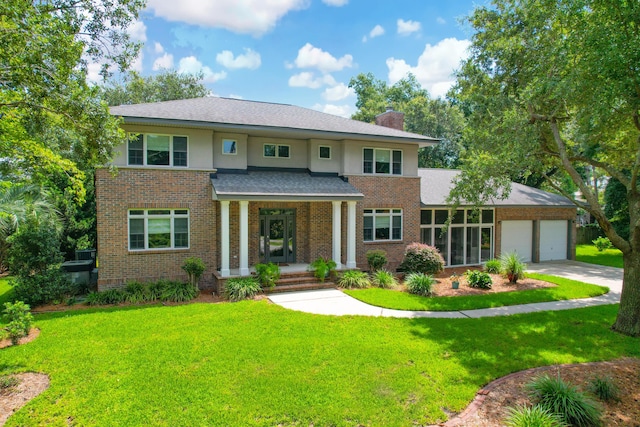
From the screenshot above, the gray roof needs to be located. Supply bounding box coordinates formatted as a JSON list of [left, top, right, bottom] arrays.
[[110, 97, 437, 145], [419, 169, 575, 207], [211, 170, 364, 201]]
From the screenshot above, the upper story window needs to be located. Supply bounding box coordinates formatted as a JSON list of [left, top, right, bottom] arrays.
[[222, 139, 237, 155], [363, 148, 402, 175], [264, 144, 290, 158], [128, 134, 188, 167], [128, 209, 189, 251], [319, 146, 331, 159]]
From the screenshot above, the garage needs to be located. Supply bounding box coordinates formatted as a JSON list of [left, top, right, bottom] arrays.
[[540, 220, 568, 261], [501, 220, 533, 262]]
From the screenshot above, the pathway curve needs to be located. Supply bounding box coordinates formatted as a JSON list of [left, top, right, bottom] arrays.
[[268, 260, 622, 318]]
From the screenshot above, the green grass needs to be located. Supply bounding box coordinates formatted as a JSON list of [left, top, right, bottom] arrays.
[[344, 274, 608, 311], [576, 244, 623, 268], [0, 301, 638, 426], [0, 276, 14, 306]]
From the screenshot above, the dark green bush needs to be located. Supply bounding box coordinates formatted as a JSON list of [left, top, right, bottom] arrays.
[[587, 376, 619, 402], [405, 273, 436, 296], [224, 277, 261, 301], [366, 249, 387, 272], [254, 262, 280, 288], [85, 291, 102, 306], [337, 270, 370, 289], [484, 259, 501, 274], [124, 281, 149, 304], [371, 269, 398, 288], [3, 301, 34, 345], [505, 405, 566, 427], [147, 280, 166, 300], [161, 281, 198, 302], [466, 270, 492, 289], [11, 269, 73, 306], [399, 243, 445, 275], [99, 289, 127, 305]]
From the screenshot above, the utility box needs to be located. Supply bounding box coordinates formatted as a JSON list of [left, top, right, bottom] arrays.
[[61, 260, 95, 286]]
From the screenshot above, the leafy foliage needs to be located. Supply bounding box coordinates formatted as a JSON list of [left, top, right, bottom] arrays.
[[181, 257, 206, 290], [2, 301, 34, 345], [591, 237, 612, 252], [500, 252, 526, 284], [366, 249, 387, 272], [399, 243, 445, 275], [405, 273, 436, 296], [587, 376, 620, 402], [224, 277, 261, 302], [123, 281, 148, 304], [370, 269, 398, 289], [484, 259, 501, 274], [527, 374, 603, 427], [309, 257, 337, 282], [254, 262, 281, 288], [505, 405, 567, 427], [465, 270, 492, 289], [160, 281, 198, 303], [337, 270, 370, 289]]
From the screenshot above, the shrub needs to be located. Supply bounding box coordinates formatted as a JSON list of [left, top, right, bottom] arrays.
[[224, 277, 261, 301], [85, 291, 102, 306], [527, 374, 603, 427], [505, 405, 567, 427], [405, 273, 436, 296], [366, 249, 387, 272], [371, 269, 398, 288], [337, 270, 370, 289], [309, 257, 337, 282], [500, 252, 527, 283], [161, 281, 198, 302], [10, 269, 73, 306], [466, 270, 493, 289], [99, 289, 127, 305], [399, 243, 445, 275], [484, 259, 501, 274], [181, 257, 206, 290], [588, 376, 619, 402], [2, 301, 34, 345], [124, 281, 148, 304], [7, 217, 64, 278], [254, 262, 281, 288], [592, 236, 612, 252]]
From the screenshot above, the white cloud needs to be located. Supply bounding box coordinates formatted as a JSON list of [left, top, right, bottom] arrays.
[[386, 37, 471, 98], [178, 56, 227, 83], [131, 52, 144, 73], [322, 83, 354, 101], [216, 48, 261, 70], [146, 0, 309, 36], [311, 103, 354, 118], [292, 43, 353, 73], [363, 24, 384, 42], [288, 72, 336, 89], [154, 42, 165, 54], [128, 20, 147, 42], [397, 19, 421, 36], [322, 0, 348, 5], [436, 17, 446, 25], [153, 53, 174, 70]]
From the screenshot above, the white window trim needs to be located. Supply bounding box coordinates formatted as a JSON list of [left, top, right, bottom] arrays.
[[263, 143, 290, 158], [363, 208, 403, 242], [222, 139, 237, 155], [318, 145, 332, 160], [128, 209, 190, 251], [362, 147, 403, 175], [128, 133, 189, 168]]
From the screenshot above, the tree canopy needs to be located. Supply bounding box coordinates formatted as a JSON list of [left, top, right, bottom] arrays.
[[452, 0, 640, 335]]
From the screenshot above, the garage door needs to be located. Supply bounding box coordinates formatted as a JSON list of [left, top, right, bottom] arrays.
[[540, 220, 568, 261], [501, 220, 533, 262]]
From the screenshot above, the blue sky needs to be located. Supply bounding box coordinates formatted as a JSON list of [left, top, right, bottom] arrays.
[[103, 0, 485, 117]]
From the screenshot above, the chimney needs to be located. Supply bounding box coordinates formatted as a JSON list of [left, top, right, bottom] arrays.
[[375, 106, 405, 131]]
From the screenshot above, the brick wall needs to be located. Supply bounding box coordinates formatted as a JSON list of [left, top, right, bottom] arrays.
[[95, 168, 217, 289], [346, 175, 421, 270]]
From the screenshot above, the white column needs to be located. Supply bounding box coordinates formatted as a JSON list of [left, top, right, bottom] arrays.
[[220, 200, 230, 277], [332, 201, 342, 268], [239, 200, 250, 276], [346, 201, 357, 269]]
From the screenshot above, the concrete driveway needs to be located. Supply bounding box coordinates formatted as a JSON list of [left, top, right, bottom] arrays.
[[268, 260, 623, 318]]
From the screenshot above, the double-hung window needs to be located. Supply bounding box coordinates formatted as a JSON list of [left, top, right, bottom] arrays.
[[363, 148, 402, 175], [128, 209, 189, 250], [263, 144, 290, 158], [363, 209, 402, 242], [128, 134, 188, 167]]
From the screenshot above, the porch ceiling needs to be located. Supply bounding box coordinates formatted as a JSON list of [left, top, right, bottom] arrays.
[[211, 170, 364, 201]]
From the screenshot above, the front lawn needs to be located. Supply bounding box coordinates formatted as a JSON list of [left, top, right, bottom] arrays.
[[0, 276, 14, 306], [576, 244, 624, 268], [1, 301, 637, 426], [343, 274, 607, 311]]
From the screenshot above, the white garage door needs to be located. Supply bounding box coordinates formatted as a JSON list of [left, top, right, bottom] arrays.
[[540, 220, 568, 261], [501, 220, 533, 262]]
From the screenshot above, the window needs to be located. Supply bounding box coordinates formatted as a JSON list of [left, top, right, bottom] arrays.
[[264, 144, 290, 158], [222, 139, 237, 155], [319, 146, 331, 159], [127, 134, 188, 167], [363, 209, 402, 242], [363, 148, 402, 175], [128, 209, 189, 250]]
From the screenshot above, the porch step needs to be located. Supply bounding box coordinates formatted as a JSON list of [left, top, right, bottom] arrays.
[[262, 270, 337, 293]]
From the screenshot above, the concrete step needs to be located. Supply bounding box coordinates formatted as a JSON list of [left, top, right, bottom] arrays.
[[265, 281, 337, 293]]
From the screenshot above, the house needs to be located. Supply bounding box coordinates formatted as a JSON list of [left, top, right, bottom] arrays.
[[96, 97, 576, 291]]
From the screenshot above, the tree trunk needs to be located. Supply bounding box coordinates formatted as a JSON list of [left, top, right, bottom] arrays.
[[612, 251, 640, 336]]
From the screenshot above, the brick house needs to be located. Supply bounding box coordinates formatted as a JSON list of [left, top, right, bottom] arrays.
[[96, 97, 575, 291]]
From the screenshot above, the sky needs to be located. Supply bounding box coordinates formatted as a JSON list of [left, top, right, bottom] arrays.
[[104, 0, 486, 118]]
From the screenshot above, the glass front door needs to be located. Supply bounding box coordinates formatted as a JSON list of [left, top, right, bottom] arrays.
[[259, 209, 295, 263]]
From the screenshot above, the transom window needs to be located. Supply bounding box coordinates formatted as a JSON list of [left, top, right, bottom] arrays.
[[364, 209, 402, 242], [128, 209, 189, 251], [264, 144, 290, 158], [363, 148, 402, 175], [128, 134, 188, 167], [222, 139, 237, 155], [319, 146, 331, 159]]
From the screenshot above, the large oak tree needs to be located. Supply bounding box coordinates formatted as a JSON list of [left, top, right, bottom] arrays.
[[452, 0, 640, 335]]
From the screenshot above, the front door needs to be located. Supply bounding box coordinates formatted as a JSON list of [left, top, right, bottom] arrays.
[[260, 209, 296, 263]]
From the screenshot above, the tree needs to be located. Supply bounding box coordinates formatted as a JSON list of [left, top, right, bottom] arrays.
[[102, 70, 211, 106], [451, 0, 640, 335], [349, 73, 465, 168]]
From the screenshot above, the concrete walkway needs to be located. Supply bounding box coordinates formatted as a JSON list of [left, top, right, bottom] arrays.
[[268, 260, 622, 318]]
